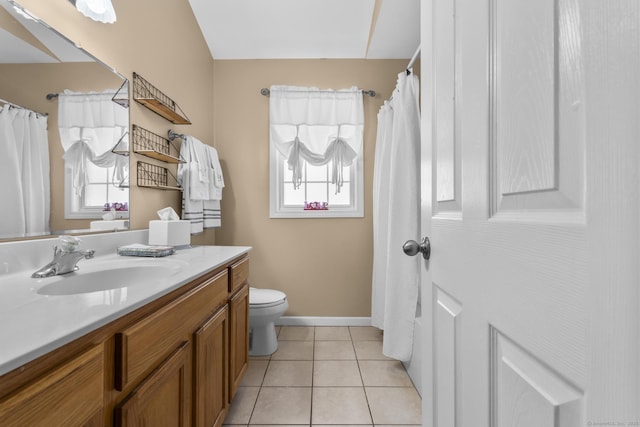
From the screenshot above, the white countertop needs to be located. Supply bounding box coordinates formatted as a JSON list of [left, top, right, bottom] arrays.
[[0, 244, 251, 376]]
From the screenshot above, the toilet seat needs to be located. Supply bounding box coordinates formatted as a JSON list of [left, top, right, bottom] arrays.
[[250, 287, 286, 308]]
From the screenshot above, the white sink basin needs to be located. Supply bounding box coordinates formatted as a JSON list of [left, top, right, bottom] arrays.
[[36, 259, 186, 296]]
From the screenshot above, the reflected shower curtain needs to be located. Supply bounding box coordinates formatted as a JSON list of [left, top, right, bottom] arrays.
[[0, 106, 50, 236], [371, 71, 420, 362]]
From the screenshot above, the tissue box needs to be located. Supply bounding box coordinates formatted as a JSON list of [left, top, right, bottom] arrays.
[[148, 220, 190, 247]]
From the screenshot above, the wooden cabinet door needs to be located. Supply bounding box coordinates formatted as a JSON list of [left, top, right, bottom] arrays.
[[115, 342, 190, 427], [194, 305, 229, 427], [0, 345, 104, 427], [228, 284, 249, 400]]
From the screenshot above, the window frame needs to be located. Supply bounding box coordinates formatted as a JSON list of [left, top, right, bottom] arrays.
[[63, 162, 129, 220], [269, 145, 364, 218]]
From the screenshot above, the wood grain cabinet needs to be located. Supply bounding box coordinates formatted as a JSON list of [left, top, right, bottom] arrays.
[[0, 253, 250, 427], [228, 259, 250, 400], [194, 306, 229, 427], [0, 345, 104, 427], [115, 342, 190, 427]]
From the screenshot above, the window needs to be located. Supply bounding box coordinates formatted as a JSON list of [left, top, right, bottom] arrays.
[[268, 85, 365, 218], [64, 159, 129, 219], [270, 146, 363, 218]]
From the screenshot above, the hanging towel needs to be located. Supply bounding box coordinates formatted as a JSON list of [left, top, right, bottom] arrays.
[[379, 71, 421, 362], [177, 136, 224, 233], [207, 146, 224, 200]]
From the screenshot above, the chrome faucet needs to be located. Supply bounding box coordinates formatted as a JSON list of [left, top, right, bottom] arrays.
[[31, 236, 95, 278]]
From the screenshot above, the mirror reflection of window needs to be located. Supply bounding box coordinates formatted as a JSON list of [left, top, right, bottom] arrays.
[[57, 89, 129, 219], [65, 158, 128, 218]]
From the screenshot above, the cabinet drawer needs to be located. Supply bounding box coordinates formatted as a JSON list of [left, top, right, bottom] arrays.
[[0, 345, 104, 427], [115, 270, 228, 391], [229, 257, 249, 293]]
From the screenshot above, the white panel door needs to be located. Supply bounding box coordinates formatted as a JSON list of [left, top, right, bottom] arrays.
[[420, 0, 640, 426]]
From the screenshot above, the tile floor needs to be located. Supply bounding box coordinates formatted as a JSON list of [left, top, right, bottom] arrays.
[[223, 326, 422, 426]]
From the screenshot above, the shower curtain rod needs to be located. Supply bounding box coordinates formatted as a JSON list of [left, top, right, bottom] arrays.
[[45, 91, 117, 100], [0, 97, 48, 117], [260, 87, 376, 97], [406, 45, 421, 74]]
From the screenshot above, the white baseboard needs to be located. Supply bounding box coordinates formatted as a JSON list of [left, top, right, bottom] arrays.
[[276, 316, 372, 327]]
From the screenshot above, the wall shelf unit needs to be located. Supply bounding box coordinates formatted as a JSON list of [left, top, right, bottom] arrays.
[[132, 125, 183, 163], [132, 72, 191, 124], [137, 161, 182, 191]]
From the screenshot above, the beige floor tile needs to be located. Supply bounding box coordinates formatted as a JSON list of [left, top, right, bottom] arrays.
[[223, 386, 260, 425], [314, 341, 356, 360], [314, 326, 351, 341], [249, 354, 271, 361], [365, 387, 422, 425], [313, 360, 362, 386], [353, 340, 393, 360], [263, 361, 313, 386], [241, 360, 269, 387], [278, 326, 315, 341], [359, 360, 414, 387], [250, 387, 312, 424], [311, 387, 372, 425], [271, 340, 314, 360], [349, 326, 383, 341], [312, 425, 372, 427]]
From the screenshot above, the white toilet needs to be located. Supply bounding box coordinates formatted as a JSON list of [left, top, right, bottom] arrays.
[[249, 287, 288, 356]]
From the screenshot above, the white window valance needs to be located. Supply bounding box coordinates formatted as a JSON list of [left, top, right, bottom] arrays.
[[269, 85, 364, 192], [57, 89, 128, 195]]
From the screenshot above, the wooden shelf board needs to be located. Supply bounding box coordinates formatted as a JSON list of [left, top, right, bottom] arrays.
[[135, 150, 183, 164], [134, 98, 191, 124], [138, 184, 182, 191]]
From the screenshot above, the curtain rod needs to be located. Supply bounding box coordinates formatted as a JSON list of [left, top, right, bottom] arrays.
[[260, 88, 376, 97], [406, 44, 421, 74], [0, 97, 48, 117]]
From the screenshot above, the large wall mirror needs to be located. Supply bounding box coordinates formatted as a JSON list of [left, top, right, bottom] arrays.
[[0, 0, 130, 242]]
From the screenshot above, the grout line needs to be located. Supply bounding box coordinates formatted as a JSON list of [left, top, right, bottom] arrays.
[[310, 326, 315, 425], [351, 331, 375, 425]]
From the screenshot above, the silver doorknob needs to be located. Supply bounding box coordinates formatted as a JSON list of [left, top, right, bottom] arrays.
[[403, 237, 431, 260]]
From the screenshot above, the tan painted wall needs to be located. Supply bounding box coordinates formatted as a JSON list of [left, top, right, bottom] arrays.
[[16, 0, 217, 245], [213, 59, 409, 317]]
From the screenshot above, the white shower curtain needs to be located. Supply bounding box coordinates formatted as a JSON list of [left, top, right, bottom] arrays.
[[371, 71, 421, 362], [0, 105, 50, 236]]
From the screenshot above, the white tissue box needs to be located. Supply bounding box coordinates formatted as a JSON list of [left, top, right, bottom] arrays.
[[148, 220, 190, 247]]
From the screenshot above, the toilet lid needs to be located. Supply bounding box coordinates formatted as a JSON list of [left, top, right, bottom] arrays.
[[250, 287, 286, 306]]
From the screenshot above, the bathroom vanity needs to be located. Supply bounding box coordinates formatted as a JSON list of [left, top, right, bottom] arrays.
[[0, 243, 250, 427]]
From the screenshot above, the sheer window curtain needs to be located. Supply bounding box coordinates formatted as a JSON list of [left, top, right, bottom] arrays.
[[269, 85, 364, 193], [0, 106, 50, 236], [57, 89, 128, 196]]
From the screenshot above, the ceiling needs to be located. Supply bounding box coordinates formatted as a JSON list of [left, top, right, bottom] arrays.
[[187, 0, 420, 60]]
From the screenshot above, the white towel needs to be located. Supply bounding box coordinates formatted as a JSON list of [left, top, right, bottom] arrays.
[[204, 200, 221, 228], [177, 136, 224, 233], [188, 136, 210, 201], [206, 145, 224, 201]]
